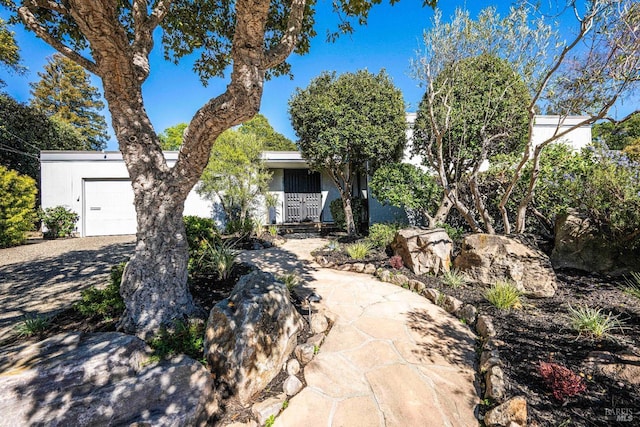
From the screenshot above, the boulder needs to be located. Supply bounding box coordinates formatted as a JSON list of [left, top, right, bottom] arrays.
[[484, 396, 527, 427], [485, 365, 505, 401], [310, 314, 328, 334], [585, 351, 640, 387], [283, 375, 303, 396], [454, 234, 557, 298], [441, 295, 463, 314], [476, 315, 496, 339], [552, 212, 640, 274], [294, 343, 315, 365], [392, 228, 453, 275], [0, 332, 215, 427], [285, 358, 300, 376], [204, 271, 304, 405], [251, 395, 286, 426]]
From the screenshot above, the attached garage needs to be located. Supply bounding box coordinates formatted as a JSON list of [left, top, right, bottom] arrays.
[[40, 151, 214, 237]]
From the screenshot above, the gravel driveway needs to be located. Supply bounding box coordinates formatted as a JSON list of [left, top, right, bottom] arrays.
[[0, 235, 135, 343]]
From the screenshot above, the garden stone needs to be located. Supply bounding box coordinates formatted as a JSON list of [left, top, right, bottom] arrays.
[[454, 234, 557, 298], [484, 396, 527, 427], [352, 262, 365, 273], [378, 269, 392, 283], [306, 333, 325, 348], [456, 304, 478, 325], [225, 421, 258, 427], [391, 227, 453, 275], [476, 315, 496, 338], [485, 365, 505, 401], [310, 313, 329, 334], [442, 295, 463, 314], [586, 351, 640, 387], [286, 358, 301, 376], [408, 279, 426, 292], [295, 343, 315, 364], [391, 273, 409, 287], [364, 263, 377, 275], [251, 394, 286, 425], [0, 332, 215, 427], [424, 288, 440, 304], [204, 271, 304, 404], [480, 349, 501, 373], [552, 212, 640, 274], [338, 263, 352, 271], [283, 375, 303, 396]]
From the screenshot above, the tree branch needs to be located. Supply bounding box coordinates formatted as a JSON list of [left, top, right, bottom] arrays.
[[28, 0, 68, 15], [262, 0, 307, 69], [17, 5, 98, 74]]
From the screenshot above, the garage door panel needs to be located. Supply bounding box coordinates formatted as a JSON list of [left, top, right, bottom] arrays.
[[84, 180, 137, 236]]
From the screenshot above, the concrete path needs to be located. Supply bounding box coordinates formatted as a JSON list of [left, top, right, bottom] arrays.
[[238, 238, 479, 427]]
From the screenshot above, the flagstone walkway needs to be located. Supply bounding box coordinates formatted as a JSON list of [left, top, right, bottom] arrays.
[[238, 238, 479, 427]]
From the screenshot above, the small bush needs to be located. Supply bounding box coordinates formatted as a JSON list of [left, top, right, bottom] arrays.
[[441, 269, 468, 288], [437, 222, 465, 242], [538, 361, 587, 402], [346, 241, 370, 260], [0, 166, 37, 248], [224, 218, 254, 235], [278, 273, 300, 291], [39, 205, 79, 239], [623, 272, 640, 299], [16, 314, 50, 337], [329, 197, 364, 233], [149, 320, 205, 363], [389, 255, 404, 269], [367, 223, 400, 249], [325, 240, 341, 252], [74, 262, 126, 320], [485, 281, 522, 310], [196, 240, 238, 279], [184, 216, 218, 254], [566, 304, 624, 340], [268, 225, 279, 237]]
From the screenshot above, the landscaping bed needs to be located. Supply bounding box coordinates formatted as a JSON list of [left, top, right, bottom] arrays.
[[312, 237, 640, 427]]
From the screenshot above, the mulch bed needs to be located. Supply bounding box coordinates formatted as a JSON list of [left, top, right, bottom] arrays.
[[314, 240, 640, 427]]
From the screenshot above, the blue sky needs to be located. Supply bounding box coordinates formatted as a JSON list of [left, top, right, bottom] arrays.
[[0, 1, 635, 150]]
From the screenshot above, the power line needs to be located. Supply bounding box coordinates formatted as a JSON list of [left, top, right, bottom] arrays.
[[0, 142, 40, 160]]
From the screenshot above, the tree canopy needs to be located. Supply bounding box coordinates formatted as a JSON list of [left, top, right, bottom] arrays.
[[593, 112, 640, 151], [0, 18, 23, 87], [289, 69, 406, 234], [159, 123, 188, 150], [239, 114, 296, 151], [30, 53, 108, 150]]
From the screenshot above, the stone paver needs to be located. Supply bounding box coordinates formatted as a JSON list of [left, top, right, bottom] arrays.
[[239, 238, 479, 427]]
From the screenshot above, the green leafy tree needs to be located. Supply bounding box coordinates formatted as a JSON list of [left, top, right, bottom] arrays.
[[30, 53, 108, 150], [2, 0, 438, 337], [0, 93, 85, 182], [0, 165, 36, 248], [593, 112, 640, 150], [289, 70, 406, 235], [239, 113, 296, 151], [159, 123, 187, 150], [369, 163, 442, 227], [0, 18, 24, 87], [197, 130, 272, 232]]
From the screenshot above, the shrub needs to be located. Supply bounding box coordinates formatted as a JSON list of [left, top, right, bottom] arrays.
[[485, 281, 522, 310], [16, 314, 51, 337], [367, 223, 400, 249], [278, 273, 300, 291], [623, 272, 640, 299], [441, 269, 468, 288], [39, 205, 79, 239], [566, 304, 624, 340], [345, 241, 370, 260], [268, 225, 278, 237], [389, 255, 404, 269], [329, 197, 364, 233], [74, 262, 126, 320], [538, 361, 587, 402], [224, 217, 255, 235], [436, 222, 465, 242], [149, 320, 205, 363], [196, 240, 238, 279], [184, 216, 218, 254], [0, 166, 37, 248]]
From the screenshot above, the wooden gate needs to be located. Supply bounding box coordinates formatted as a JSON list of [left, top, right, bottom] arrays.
[[284, 169, 321, 223]]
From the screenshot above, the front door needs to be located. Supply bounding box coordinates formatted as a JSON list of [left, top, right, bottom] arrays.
[[284, 169, 321, 223]]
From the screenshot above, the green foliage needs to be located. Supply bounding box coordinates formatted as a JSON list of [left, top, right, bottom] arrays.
[[289, 69, 407, 235], [239, 114, 296, 151], [0, 165, 36, 248], [345, 241, 371, 260], [366, 222, 400, 249], [197, 130, 271, 231], [369, 163, 442, 225], [39, 205, 79, 239], [0, 18, 24, 86], [158, 123, 187, 150], [441, 269, 468, 289], [268, 225, 278, 237], [592, 113, 640, 150], [278, 273, 300, 291], [566, 305, 625, 340], [0, 93, 86, 181], [184, 215, 218, 254], [437, 222, 465, 242], [195, 240, 238, 280], [264, 415, 276, 427], [16, 314, 51, 337], [30, 53, 108, 149], [148, 320, 205, 363], [485, 281, 522, 310], [74, 262, 126, 321], [623, 272, 640, 300], [329, 198, 364, 233]]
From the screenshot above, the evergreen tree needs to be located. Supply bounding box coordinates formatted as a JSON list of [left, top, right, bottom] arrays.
[[30, 53, 108, 150]]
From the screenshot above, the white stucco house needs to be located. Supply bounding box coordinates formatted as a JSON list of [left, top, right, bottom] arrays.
[[40, 114, 592, 237]]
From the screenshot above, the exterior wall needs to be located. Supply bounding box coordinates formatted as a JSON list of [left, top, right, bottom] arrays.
[[532, 115, 592, 150], [267, 168, 285, 224], [41, 151, 213, 237], [320, 171, 341, 223]]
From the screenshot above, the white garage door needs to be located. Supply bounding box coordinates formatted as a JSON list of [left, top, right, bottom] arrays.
[[84, 180, 137, 236]]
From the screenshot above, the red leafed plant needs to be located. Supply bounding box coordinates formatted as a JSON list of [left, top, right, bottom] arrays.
[[538, 361, 587, 402], [389, 255, 404, 270]]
